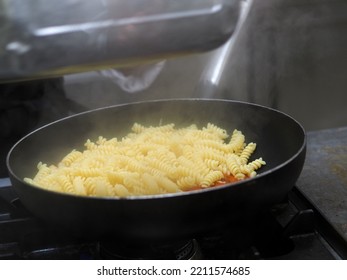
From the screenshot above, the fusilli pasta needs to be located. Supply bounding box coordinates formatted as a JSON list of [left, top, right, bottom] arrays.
[[24, 123, 266, 197]]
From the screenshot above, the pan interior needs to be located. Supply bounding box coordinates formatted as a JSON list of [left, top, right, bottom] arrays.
[[7, 99, 305, 196]]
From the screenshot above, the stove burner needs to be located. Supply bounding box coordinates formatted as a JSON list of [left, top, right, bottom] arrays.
[[98, 239, 201, 260], [1, 180, 347, 260], [198, 216, 295, 260]]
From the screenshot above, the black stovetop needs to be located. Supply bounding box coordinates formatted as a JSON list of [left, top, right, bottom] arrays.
[[1, 126, 347, 260], [0, 177, 346, 260]]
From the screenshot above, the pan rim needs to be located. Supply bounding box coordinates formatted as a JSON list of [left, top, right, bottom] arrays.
[[6, 98, 307, 201]]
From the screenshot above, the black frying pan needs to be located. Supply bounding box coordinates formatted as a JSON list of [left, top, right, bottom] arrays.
[[6, 99, 306, 242]]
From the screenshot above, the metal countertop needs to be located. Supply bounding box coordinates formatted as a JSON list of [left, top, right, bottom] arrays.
[[297, 126, 347, 241]]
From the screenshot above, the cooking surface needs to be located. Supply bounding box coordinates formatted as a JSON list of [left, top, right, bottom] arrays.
[[1, 125, 347, 259], [0, 180, 343, 259], [297, 126, 347, 241]]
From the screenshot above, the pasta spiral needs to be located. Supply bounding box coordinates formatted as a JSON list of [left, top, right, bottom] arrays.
[[24, 123, 266, 197]]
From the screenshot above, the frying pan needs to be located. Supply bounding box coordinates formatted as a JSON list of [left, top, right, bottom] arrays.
[[7, 99, 306, 242]]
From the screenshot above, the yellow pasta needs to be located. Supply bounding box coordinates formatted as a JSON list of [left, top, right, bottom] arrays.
[[24, 123, 266, 197]]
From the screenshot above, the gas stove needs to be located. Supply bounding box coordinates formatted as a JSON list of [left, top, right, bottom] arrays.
[[0, 180, 346, 260], [1, 126, 347, 260]]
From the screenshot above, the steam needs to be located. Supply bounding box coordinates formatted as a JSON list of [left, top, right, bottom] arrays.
[[195, 0, 253, 99], [98, 61, 166, 93], [208, 0, 253, 86]]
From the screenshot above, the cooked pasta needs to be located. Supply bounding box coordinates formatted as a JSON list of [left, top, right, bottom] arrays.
[[24, 123, 266, 197]]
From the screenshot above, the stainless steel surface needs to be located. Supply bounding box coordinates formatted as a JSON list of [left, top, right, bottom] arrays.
[[297, 126, 347, 242], [63, 0, 347, 131], [0, 0, 241, 81]]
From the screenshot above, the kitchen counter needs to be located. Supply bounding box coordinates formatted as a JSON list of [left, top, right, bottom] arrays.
[[297, 126, 347, 242]]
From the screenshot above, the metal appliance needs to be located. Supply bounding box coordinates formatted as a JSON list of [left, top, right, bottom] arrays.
[[0, 0, 242, 81]]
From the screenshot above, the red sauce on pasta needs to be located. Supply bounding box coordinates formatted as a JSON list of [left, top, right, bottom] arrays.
[[187, 175, 240, 191]]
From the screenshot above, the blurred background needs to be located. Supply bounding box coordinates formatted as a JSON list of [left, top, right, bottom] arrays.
[[1, 0, 347, 176], [63, 0, 347, 131]]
